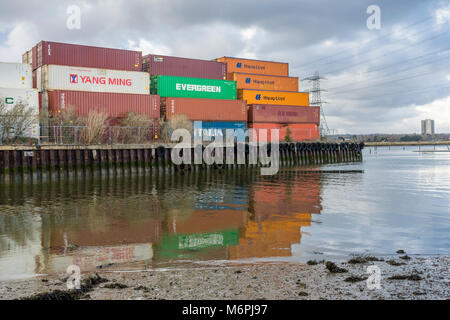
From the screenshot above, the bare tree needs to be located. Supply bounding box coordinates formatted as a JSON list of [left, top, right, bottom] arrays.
[[119, 112, 157, 144], [159, 114, 193, 143], [78, 111, 108, 145], [0, 101, 38, 144]]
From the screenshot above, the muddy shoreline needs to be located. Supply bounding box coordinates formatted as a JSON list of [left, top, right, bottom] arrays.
[[1, 254, 448, 300]]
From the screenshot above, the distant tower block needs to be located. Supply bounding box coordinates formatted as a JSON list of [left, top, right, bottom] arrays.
[[303, 71, 329, 137], [421, 119, 435, 135]]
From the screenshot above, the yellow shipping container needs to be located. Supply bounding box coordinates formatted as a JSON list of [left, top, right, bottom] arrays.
[[238, 89, 309, 106], [216, 57, 289, 76], [228, 72, 299, 91]]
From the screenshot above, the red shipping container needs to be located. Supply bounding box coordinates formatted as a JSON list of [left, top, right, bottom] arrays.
[[248, 105, 320, 124], [44, 90, 160, 119], [162, 97, 247, 122], [32, 41, 142, 71], [143, 54, 227, 79], [32, 70, 37, 88], [248, 123, 319, 142]]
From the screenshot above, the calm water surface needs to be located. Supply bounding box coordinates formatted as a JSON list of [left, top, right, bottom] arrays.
[[0, 145, 449, 280]]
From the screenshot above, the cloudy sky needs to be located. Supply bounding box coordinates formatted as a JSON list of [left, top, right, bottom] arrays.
[[0, 0, 449, 134]]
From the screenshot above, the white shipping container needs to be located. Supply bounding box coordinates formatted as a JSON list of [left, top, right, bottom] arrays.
[[0, 88, 40, 140], [0, 62, 33, 89], [36, 64, 150, 94]]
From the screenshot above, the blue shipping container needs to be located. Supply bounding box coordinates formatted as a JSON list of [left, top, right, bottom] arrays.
[[195, 188, 249, 211], [194, 121, 247, 142]]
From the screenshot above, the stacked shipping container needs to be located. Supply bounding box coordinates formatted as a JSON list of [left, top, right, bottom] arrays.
[[146, 56, 246, 141], [0, 62, 40, 140], [4, 40, 321, 143], [23, 41, 160, 130], [217, 56, 319, 142], [143, 54, 226, 80], [31, 41, 142, 71]]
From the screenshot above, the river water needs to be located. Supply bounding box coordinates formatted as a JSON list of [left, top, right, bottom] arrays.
[[0, 145, 449, 280]]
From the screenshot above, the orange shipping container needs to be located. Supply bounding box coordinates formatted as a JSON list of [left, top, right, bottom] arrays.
[[228, 214, 311, 259], [228, 72, 298, 91], [216, 57, 288, 76], [162, 97, 247, 122], [248, 123, 319, 142], [239, 89, 309, 106]]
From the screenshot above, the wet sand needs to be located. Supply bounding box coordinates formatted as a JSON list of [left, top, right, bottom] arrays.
[[1, 255, 449, 300]]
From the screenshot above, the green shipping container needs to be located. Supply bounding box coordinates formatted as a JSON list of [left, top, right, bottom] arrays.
[[158, 229, 240, 259], [150, 75, 237, 100]]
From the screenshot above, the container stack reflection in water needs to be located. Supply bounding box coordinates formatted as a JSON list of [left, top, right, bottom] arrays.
[[155, 187, 248, 261], [228, 171, 322, 260]]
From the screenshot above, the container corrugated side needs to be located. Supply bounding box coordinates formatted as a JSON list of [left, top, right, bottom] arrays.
[[194, 121, 247, 142], [0, 62, 33, 89], [36, 65, 150, 94], [216, 57, 289, 76], [228, 72, 298, 91], [143, 54, 227, 80], [151, 75, 237, 100], [32, 41, 142, 71], [162, 97, 246, 121], [248, 123, 319, 142], [248, 104, 320, 124], [44, 90, 160, 119], [238, 89, 309, 106], [0, 88, 40, 139], [22, 50, 32, 65]]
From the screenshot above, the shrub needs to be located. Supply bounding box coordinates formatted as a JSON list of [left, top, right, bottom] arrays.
[[0, 101, 38, 144]]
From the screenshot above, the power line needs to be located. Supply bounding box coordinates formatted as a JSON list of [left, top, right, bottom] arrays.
[[299, 16, 434, 68], [363, 46, 450, 74], [322, 31, 449, 76], [327, 51, 450, 92], [328, 84, 450, 100], [303, 20, 442, 74], [329, 66, 450, 95]]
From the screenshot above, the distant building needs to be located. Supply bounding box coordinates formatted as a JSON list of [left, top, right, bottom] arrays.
[[421, 119, 435, 135]]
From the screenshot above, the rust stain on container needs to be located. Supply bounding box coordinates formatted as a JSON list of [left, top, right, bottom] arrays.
[[216, 57, 289, 76], [248, 104, 320, 124], [45, 90, 160, 119], [143, 54, 227, 79], [248, 123, 319, 142], [162, 97, 247, 122], [31, 41, 142, 71], [228, 72, 298, 91]]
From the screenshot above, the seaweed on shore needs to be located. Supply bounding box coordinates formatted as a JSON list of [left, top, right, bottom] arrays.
[[325, 261, 348, 273], [386, 260, 406, 266], [348, 256, 382, 264], [388, 274, 422, 281], [104, 283, 128, 289], [307, 260, 324, 265], [19, 273, 109, 300], [344, 275, 368, 283]]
